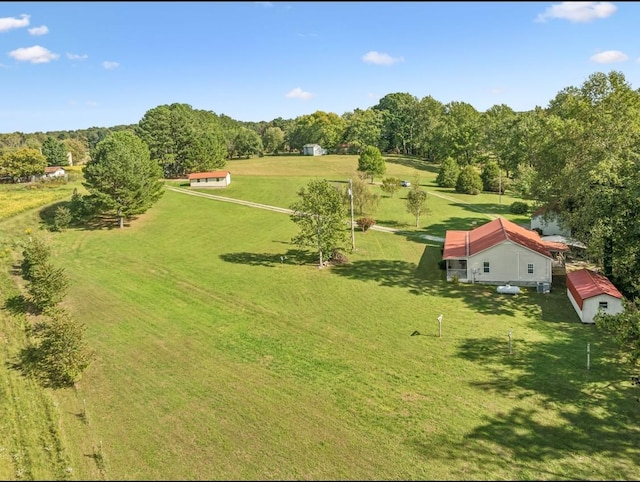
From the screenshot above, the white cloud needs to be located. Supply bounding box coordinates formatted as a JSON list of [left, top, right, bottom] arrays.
[[535, 2, 616, 23], [491, 87, 506, 95], [67, 52, 88, 61], [285, 87, 315, 100], [255, 2, 273, 7], [590, 50, 629, 63], [362, 50, 404, 66], [85, 101, 99, 107], [28, 25, 48, 36], [102, 61, 119, 70], [0, 14, 30, 32], [8, 45, 59, 64]]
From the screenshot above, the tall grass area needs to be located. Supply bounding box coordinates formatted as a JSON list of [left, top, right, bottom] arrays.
[[1, 155, 638, 479]]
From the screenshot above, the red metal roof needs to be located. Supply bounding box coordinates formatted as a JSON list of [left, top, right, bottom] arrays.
[[188, 171, 230, 180], [566, 269, 623, 309], [443, 217, 552, 259]]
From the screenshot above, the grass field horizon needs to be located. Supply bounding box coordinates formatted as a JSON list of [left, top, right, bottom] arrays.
[[1, 154, 639, 480]]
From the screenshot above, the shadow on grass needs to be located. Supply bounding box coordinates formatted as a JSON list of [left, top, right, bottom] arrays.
[[385, 155, 439, 174], [3, 294, 27, 315], [38, 201, 130, 231], [219, 248, 317, 267], [427, 326, 640, 480]]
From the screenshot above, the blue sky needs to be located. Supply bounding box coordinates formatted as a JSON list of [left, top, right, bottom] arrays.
[[1, 1, 639, 134]]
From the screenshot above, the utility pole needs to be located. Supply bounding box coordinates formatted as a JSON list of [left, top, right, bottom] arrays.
[[349, 178, 356, 251]]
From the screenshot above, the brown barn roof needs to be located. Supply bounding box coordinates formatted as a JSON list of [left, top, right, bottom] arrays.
[[188, 171, 230, 180], [566, 269, 623, 309], [443, 217, 553, 259]]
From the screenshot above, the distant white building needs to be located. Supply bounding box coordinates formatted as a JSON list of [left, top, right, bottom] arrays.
[[188, 170, 231, 188], [531, 206, 571, 236], [44, 166, 67, 179], [303, 144, 326, 156]]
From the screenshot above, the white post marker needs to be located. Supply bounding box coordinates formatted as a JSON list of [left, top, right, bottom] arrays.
[[508, 330, 513, 355], [437, 314, 443, 337], [587, 342, 590, 370]]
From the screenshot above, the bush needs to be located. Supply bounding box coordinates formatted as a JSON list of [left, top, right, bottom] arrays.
[[26, 307, 94, 387], [356, 217, 376, 232], [53, 206, 72, 231], [455, 165, 483, 195], [21, 236, 51, 281], [26, 261, 69, 312], [329, 249, 349, 265], [436, 157, 460, 188], [437, 259, 447, 270], [510, 201, 529, 214]]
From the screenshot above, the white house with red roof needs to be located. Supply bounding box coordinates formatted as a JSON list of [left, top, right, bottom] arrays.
[[442, 217, 568, 286], [44, 166, 66, 179], [188, 170, 231, 188], [566, 269, 624, 324]]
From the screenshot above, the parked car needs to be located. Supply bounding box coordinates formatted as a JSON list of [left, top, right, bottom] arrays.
[[401, 180, 411, 187]]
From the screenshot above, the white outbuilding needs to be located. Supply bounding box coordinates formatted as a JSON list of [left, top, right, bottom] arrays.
[[566, 269, 624, 324], [303, 144, 326, 156], [188, 170, 231, 188]]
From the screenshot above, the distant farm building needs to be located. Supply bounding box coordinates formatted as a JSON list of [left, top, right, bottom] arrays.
[[566, 269, 624, 324], [531, 206, 571, 236], [44, 166, 67, 179], [303, 144, 327, 156], [188, 170, 231, 188]]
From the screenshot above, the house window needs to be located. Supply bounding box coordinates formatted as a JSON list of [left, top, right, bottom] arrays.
[[483, 262, 490, 273], [527, 263, 534, 274], [599, 301, 608, 310]]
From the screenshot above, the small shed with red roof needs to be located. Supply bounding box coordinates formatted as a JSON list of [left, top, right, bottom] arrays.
[[566, 269, 623, 324], [188, 170, 231, 188], [442, 217, 566, 286]]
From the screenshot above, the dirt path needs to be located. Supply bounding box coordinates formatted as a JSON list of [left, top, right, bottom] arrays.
[[166, 185, 445, 242]]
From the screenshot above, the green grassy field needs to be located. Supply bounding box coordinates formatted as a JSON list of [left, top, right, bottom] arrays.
[[1, 155, 639, 480]]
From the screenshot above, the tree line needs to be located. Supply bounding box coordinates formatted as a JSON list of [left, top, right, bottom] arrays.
[[2, 70, 640, 302]]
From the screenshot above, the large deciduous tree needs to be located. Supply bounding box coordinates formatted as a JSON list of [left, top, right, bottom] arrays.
[[0, 147, 47, 181], [83, 131, 164, 228], [531, 71, 640, 297], [342, 108, 384, 153], [357, 145, 386, 183], [262, 126, 285, 154], [290, 179, 348, 268]]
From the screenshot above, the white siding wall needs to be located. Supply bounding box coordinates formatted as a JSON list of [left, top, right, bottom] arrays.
[[190, 173, 230, 188], [531, 215, 571, 236], [582, 295, 623, 324], [467, 241, 551, 285]]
